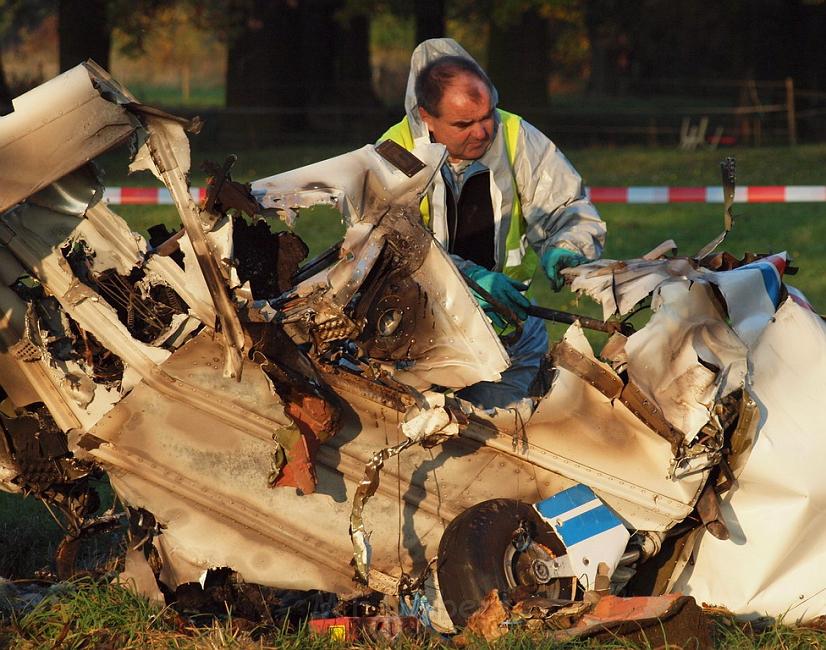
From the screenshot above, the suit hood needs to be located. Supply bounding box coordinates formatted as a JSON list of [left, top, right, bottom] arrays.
[[403, 38, 500, 139]]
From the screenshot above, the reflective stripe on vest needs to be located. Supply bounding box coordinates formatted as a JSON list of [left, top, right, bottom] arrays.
[[379, 110, 538, 283]]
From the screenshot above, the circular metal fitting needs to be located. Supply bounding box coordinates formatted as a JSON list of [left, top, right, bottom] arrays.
[[377, 308, 403, 336], [531, 559, 552, 584]]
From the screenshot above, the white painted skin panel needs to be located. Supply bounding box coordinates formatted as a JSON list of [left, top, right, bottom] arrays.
[[675, 301, 826, 620]]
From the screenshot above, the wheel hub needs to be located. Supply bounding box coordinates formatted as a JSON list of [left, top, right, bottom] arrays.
[[530, 558, 552, 584]]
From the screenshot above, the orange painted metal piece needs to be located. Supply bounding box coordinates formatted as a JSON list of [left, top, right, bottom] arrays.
[[272, 393, 339, 495]]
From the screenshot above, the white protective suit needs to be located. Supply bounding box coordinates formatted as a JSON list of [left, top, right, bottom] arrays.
[[387, 38, 606, 409]]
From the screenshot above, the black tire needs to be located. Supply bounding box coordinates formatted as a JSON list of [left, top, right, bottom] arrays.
[[437, 498, 569, 627]]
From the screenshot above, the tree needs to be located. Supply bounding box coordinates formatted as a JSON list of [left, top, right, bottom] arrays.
[[224, 0, 379, 113], [0, 0, 52, 111], [224, 0, 306, 115], [582, 0, 637, 95], [588, 0, 826, 95], [0, 56, 10, 115], [447, 0, 570, 110], [330, 1, 379, 106], [414, 0, 445, 43], [487, 4, 552, 109], [58, 0, 111, 71], [116, 4, 215, 102]]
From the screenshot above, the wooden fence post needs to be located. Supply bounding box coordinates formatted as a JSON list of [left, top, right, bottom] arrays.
[[786, 77, 798, 146]]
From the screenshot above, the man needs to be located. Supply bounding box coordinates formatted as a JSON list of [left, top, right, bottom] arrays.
[[380, 38, 606, 409]]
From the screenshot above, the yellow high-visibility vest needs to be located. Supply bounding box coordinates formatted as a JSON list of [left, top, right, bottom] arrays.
[[379, 109, 538, 283]]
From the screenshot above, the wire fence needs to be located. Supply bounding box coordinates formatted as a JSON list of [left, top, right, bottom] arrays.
[[177, 77, 826, 150]]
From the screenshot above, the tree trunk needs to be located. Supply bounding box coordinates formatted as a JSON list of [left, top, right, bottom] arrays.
[[225, 0, 305, 116], [58, 0, 110, 71], [488, 7, 550, 110], [335, 12, 379, 106], [226, 0, 378, 130], [300, 0, 338, 107], [0, 52, 13, 116], [583, 0, 637, 96], [415, 0, 445, 44]]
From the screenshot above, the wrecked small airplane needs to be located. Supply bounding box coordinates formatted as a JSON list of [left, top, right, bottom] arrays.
[[1, 63, 825, 633]]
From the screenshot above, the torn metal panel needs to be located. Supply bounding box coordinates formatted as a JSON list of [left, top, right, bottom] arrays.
[[0, 246, 28, 286], [624, 281, 748, 443], [251, 143, 447, 226], [550, 594, 712, 647], [391, 237, 509, 389], [0, 284, 44, 408], [0, 286, 85, 436], [152, 231, 216, 326], [706, 252, 788, 347], [349, 391, 462, 581], [523, 325, 708, 531], [286, 230, 507, 390], [1, 200, 178, 355], [119, 548, 165, 604], [129, 112, 192, 186], [0, 63, 138, 213], [567, 257, 703, 320], [552, 340, 686, 455], [0, 210, 180, 433], [92, 379, 549, 595], [28, 165, 104, 219], [144, 116, 246, 379], [350, 436, 416, 582], [675, 299, 826, 620], [534, 485, 630, 591], [88, 341, 559, 597], [79, 201, 215, 329]]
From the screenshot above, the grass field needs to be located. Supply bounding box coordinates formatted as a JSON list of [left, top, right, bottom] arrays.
[[2, 143, 826, 648]]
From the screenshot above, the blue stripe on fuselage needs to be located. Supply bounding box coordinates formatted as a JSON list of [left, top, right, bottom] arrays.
[[556, 504, 624, 547], [535, 484, 597, 521]]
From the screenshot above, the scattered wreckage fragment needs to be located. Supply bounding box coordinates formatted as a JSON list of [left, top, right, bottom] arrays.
[[451, 588, 712, 648], [1, 64, 826, 640]]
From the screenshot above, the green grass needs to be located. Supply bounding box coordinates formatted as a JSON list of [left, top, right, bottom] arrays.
[[568, 144, 826, 186], [4, 578, 177, 649], [3, 578, 826, 649], [123, 84, 225, 108], [0, 491, 64, 579], [0, 478, 122, 579]]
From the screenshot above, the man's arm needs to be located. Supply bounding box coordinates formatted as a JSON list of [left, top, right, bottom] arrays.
[[512, 120, 606, 260]]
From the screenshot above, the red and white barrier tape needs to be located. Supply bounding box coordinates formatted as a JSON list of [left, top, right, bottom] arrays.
[[587, 186, 826, 203], [103, 187, 208, 205], [102, 186, 826, 206]]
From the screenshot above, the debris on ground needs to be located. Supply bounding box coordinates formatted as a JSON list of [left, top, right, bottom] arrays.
[[309, 615, 421, 643], [455, 588, 712, 648]]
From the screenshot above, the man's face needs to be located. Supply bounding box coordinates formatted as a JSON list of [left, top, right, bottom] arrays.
[[418, 74, 495, 162]]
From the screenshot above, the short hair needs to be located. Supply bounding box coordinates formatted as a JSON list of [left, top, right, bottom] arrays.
[[415, 56, 494, 116]]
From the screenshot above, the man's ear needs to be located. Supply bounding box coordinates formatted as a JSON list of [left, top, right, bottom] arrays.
[[418, 106, 434, 131]]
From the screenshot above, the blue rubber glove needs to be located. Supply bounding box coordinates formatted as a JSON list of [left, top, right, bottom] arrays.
[[542, 247, 589, 291], [464, 264, 530, 328]]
